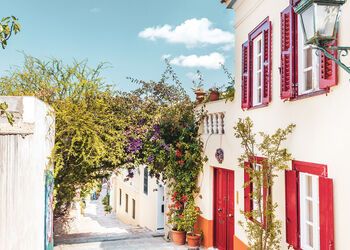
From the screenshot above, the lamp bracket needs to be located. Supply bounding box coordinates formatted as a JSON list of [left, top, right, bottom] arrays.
[[312, 45, 350, 74]]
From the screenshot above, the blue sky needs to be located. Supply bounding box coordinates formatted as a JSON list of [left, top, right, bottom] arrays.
[[1, 0, 234, 95]]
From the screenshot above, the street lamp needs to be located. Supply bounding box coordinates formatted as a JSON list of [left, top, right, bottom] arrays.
[[295, 0, 350, 73]]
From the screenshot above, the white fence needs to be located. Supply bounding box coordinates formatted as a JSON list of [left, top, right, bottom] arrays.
[[0, 97, 55, 250]]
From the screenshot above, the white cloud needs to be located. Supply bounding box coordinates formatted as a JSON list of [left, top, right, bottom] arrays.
[[139, 18, 234, 48], [89, 8, 101, 13], [170, 52, 225, 70]]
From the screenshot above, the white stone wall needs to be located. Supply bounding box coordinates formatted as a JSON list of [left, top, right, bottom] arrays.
[[0, 96, 55, 250]]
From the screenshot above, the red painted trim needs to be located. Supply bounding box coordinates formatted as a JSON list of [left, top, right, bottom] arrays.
[[245, 157, 269, 227], [292, 160, 328, 177], [248, 17, 270, 41]]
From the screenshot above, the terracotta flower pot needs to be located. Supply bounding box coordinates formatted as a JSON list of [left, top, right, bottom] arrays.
[[194, 90, 206, 103], [171, 230, 186, 245], [209, 90, 220, 101], [187, 234, 201, 247]]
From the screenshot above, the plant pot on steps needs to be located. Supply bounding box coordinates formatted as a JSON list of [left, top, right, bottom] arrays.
[[209, 90, 220, 101], [187, 233, 201, 247], [171, 230, 186, 245]]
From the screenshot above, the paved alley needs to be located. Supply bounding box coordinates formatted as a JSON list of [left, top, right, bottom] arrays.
[[54, 185, 192, 250]]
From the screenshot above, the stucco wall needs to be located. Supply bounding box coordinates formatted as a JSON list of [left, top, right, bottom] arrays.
[[199, 0, 350, 248], [112, 166, 165, 232], [0, 96, 55, 250]]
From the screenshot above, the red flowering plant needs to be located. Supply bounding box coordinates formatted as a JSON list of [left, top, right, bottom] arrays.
[[167, 192, 188, 231]]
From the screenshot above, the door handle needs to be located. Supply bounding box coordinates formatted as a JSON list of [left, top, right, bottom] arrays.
[[228, 213, 233, 218], [218, 208, 223, 212]]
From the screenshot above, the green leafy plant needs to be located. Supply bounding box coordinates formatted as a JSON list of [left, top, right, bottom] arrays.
[[182, 199, 201, 235], [220, 63, 235, 102], [102, 194, 112, 214], [0, 102, 14, 125], [0, 16, 21, 49], [233, 117, 295, 250]]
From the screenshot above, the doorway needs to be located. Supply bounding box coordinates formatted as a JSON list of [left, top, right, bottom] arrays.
[[214, 168, 235, 250], [156, 185, 165, 231]]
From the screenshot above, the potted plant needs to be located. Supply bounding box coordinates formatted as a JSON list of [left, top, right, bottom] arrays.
[[167, 192, 187, 245], [183, 199, 202, 247], [194, 88, 206, 103], [191, 70, 206, 103], [208, 86, 220, 101]]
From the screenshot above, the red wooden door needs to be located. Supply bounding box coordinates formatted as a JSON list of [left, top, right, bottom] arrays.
[[214, 168, 235, 250]]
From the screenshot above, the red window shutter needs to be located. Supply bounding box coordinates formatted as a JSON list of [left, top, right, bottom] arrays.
[[241, 41, 251, 109], [319, 177, 334, 250], [244, 163, 252, 213], [262, 21, 271, 105], [280, 6, 296, 99], [319, 40, 338, 89], [290, 0, 301, 6], [285, 170, 299, 249]]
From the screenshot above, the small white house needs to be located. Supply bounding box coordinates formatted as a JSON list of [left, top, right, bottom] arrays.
[[110, 166, 165, 232]]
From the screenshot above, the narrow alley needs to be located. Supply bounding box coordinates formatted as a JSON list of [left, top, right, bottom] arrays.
[[54, 185, 190, 250]]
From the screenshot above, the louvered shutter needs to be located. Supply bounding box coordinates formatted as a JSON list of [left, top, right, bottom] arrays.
[[244, 163, 252, 213], [285, 170, 299, 249], [241, 41, 251, 109], [281, 6, 296, 99], [290, 0, 301, 6], [319, 40, 338, 89], [262, 21, 272, 104], [319, 177, 334, 250]]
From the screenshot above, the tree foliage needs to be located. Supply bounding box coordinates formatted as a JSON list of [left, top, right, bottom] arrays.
[[0, 16, 20, 49], [234, 117, 295, 250], [0, 16, 20, 124], [0, 56, 127, 224]]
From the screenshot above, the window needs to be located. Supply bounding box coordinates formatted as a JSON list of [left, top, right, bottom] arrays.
[[125, 194, 129, 213], [244, 157, 268, 225], [144, 167, 148, 195], [285, 160, 334, 249], [132, 199, 136, 219], [280, 5, 337, 100], [299, 173, 320, 249], [298, 18, 320, 95], [241, 18, 271, 109], [119, 188, 122, 206], [253, 34, 264, 106]]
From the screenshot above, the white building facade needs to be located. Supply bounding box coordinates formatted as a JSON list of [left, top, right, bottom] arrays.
[[196, 0, 350, 249], [110, 166, 165, 232]]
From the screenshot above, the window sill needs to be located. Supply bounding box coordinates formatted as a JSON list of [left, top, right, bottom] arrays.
[[290, 89, 328, 101], [246, 103, 268, 110]]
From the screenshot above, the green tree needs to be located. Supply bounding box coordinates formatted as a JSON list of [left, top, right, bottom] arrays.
[[0, 55, 127, 225], [0, 16, 20, 124], [234, 117, 295, 250]]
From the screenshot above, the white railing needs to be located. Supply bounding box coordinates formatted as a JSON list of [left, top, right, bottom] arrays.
[[203, 112, 225, 135]]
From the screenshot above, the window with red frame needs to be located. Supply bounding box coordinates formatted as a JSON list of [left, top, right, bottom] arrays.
[[243, 158, 269, 225], [285, 160, 334, 250], [280, 2, 337, 100], [241, 17, 272, 110]]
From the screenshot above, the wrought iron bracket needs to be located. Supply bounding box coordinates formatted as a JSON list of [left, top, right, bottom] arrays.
[[312, 45, 350, 74]]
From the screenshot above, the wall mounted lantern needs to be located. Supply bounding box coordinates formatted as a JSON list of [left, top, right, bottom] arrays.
[[295, 0, 350, 73]]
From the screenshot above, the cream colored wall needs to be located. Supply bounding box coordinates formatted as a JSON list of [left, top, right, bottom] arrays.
[[199, 0, 350, 248], [112, 166, 163, 232]]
